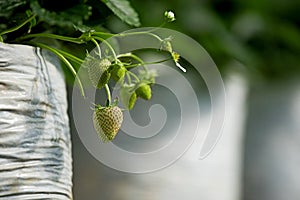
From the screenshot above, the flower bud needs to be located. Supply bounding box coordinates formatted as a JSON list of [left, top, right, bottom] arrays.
[[164, 11, 176, 22]]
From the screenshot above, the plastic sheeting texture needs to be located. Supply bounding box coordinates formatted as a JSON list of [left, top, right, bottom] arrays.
[[0, 43, 72, 199]]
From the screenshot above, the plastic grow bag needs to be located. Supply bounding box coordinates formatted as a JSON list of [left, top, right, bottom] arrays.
[[0, 43, 72, 199]]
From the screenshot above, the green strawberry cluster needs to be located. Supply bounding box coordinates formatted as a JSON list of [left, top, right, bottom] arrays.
[[86, 11, 186, 142], [0, 8, 184, 143], [85, 25, 188, 142], [86, 51, 158, 142]]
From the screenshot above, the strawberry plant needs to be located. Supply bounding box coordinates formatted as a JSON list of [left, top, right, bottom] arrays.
[[0, 1, 186, 142]]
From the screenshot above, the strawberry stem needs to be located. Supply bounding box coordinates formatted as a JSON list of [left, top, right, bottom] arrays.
[[126, 72, 132, 84], [55, 48, 84, 65], [105, 84, 111, 105], [93, 36, 119, 63], [127, 71, 140, 82], [0, 14, 37, 41], [117, 53, 148, 71], [16, 33, 85, 44], [90, 38, 102, 58], [125, 57, 173, 68], [118, 31, 163, 42], [91, 32, 115, 38]]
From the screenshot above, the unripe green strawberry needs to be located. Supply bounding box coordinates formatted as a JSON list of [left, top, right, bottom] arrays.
[[111, 64, 126, 81], [120, 85, 137, 110], [88, 58, 111, 88], [93, 105, 123, 142], [135, 84, 152, 100], [127, 92, 137, 110]]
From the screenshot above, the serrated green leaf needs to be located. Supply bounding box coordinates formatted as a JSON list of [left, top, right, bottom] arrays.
[[0, 0, 27, 18], [30, 0, 92, 28], [73, 24, 94, 33], [102, 0, 140, 27]]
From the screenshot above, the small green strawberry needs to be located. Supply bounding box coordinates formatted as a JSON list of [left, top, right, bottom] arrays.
[[88, 58, 111, 88], [110, 64, 126, 82], [135, 84, 152, 100], [120, 85, 137, 110], [127, 92, 137, 110], [93, 105, 123, 142]]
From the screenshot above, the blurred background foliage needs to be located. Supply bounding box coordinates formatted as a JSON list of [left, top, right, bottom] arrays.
[[1, 0, 299, 81], [126, 0, 300, 81]]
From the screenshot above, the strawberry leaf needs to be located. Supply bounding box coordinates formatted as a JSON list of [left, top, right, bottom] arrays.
[[73, 24, 94, 33], [0, 0, 27, 18], [30, 0, 92, 28], [101, 0, 140, 27]]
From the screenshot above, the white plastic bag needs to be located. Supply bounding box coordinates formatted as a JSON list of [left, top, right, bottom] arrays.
[[0, 43, 72, 199]]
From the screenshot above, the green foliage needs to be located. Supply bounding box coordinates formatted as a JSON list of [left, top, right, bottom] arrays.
[[0, 0, 27, 18], [30, 0, 92, 28], [131, 0, 300, 80], [102, 0, 140, 27], [0, 0, 140, 36]]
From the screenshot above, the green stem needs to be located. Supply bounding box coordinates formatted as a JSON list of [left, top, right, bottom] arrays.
[[30, 42, 85, 97], [90, 38, 101, 58], [91, 32, 115, 38], [126, 57, 173, 68], [117, 53, 144, 63], [145, 32, 163, 42], [152, 21, 167, 31], [126, 72, 132, 85], [118, 31, 163, 42], [93, 36, 119, 62], [126, 53, 147, 71], [127, 71, 140, 82], [117, 53, 148, 71], [0, 14, 37, 38], [55, 48, 84, 65], [105, 84, 111, 105], [127, 53, 144, 63], [17, 33, 85, 44], [116, 53, 132, 59]]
